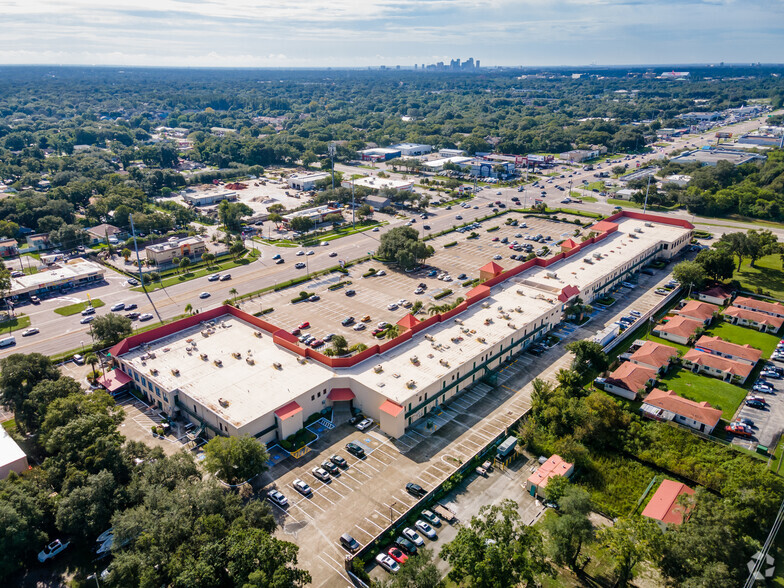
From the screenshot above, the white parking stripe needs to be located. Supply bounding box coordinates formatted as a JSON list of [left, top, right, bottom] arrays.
[[317, 554, 353, 586], [364, 516, 385, 531]]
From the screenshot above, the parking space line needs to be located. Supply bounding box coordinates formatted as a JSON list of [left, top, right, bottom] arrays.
[[317, 554, 353, 586], [364, 516, 385, 531]]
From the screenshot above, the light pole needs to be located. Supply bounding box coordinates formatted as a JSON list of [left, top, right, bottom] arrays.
[[328, 143, 336, 191], [389, 501, 397, 524]]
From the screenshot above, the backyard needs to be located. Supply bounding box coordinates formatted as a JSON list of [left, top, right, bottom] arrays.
[[706, 320, 780, 357], [732, 254, 784, 300], [660, 367, 747, 420]]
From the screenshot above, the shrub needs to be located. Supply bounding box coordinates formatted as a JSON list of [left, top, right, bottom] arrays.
[[486, 226, 500, 232], [434, 289, 453, 300], [444, 241, 458, 248], [280, 440, 292, 451]]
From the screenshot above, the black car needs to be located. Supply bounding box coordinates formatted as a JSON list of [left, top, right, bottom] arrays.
[[322, 461, 339, 476], [527, 345, 544, 356], [406, 482, 427, 498], [345, 290, 356, 297], [346, 442, 365, 458], [329, 454, 348, 469], [423, 225, 431, 230], [348, 414, 364, 426], [125, 312, 140, 320], [125, 303, 137, 310], [340, 533, 360, 553], [394, 536, 418, 556]]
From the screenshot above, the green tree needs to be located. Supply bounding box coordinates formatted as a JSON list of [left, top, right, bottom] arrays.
[[201, 252, 216, 267], [543, 475, 570, 504], [598, 516, 661, 587], [229, 240, 245, 258], [672, 260, 708, 294], [357, 203, 373, 220], [90, 313, 133, 346], [203, 435, 269, 485], [376, 548, 443, 588], [22, 376, 83, 434], [218, 200, 253, 233], [715, 231, 747, 271], [179, 256, 191, 272], [85, 351, 99, 374], [185, 303, 193, 314], [55, 469, 121, 540], [565, 340, 608, 375], [542, 487, 594, 569], [289, 216, 314, 233], [0, 353, 61, 433], [330, 335, 348, 356], [121, 248, 132, 261], [695, 248, 734, 282], [440, 499, 549, 588], [377, 226, 434, 270]]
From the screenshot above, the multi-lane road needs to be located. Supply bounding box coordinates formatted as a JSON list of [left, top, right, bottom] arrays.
[[2, 112, 779, 360]]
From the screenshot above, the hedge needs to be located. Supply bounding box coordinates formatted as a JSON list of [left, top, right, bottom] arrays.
[[433, 289, 453, 300], [291, 291, 314, 303], [486, 226, 500, 232], [362, 268, 377, 278], [444, 241, 458, 248], [328, 280, 352, 291], [253, 308, 274, 316]]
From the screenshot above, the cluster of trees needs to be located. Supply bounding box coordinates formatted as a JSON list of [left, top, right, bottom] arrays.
[[0, 352, 308, 585], [377, 226, 435, 270]]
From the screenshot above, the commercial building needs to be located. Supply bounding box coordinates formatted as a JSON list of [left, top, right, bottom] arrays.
[[641, 389, 722, 434], [343, 177, 414, 192], [670, 147, 767, 167], [438, 149, 466, 158], [464, 159, 515, 177], [181, 188, 238, 207], [737, 133, 784, 148], [619, 167, 657, 183], [287, 173, 330, 192], [525, 455, 573, 499], [9, 258, 105, 298], [560, 148, 604, 163], [0, 427, 27, 479], [652, 316, 702, 345], [357, 148, 402, 162], [642, 480, 695, 530], [390, 143, 432, 156], [364, 195, 391, 210], [677, 111, 721, 123], [282, 205, 343, 227], [423, 156, 472, 172], [663, 174, 691, 187], [107, 212, 692, 443], [0, 238, 18, 257], [145, 237, 207, 266]]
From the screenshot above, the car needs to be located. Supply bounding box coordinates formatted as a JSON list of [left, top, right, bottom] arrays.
[[455, 215, 463, 220], [340, 533, 360, 553], [406, 482, 427, 498], [372, 227, 380, 232], [346, 442, 365, 458], [414, 287, 425, 295], [207, 274, 221, 282], [291, 328, 301, 336], [81, 306, 96, 316], [754, 382, 774, 394], [352, 323, 365, 331], [745, 399, 767, 409], [298, 321, 310, 329], [415, 520, 438, 540], [725, 422, 753, 437], [22, 327, 39, 336], [387, 303, 399, 310], [420, 509, 441, 527], [457, 273, 467, 280], [375, 553, 400, 574], [296, 250, 304, 256], [324, 333, 335, 342], [139, 313, 153, 321], [629, 310, 641, 317], [272, 254, 281, 260], [310, 339, 324, 348], [295, 262, 306, 269], [80, 315, 96, 324], [292, 479, 313, 496], [322, 460, 339, 476], [402, 527, 425, 547], [377, 321, 390, 329], [220, 273, 232, 281], [123, 303, 137, 311], [127, 278, 139, 286], [493, 255, 502, 260], [30, 295, 40, 304], [306, 250, 315, 256], [427, 270, 437, 277], [377, 270, 386, 276], [394, 536, 418, 555], [330, 454, 348, 469], [737, 417, 755, 427], [199, 292, 210, 299], [356, 418, 373, 431], [341, 316, 355, 326], [654, 288, 669, 296], [125, 312, 140, 320], [361, 315, 371, 322], [38, 539, 71, 563], [276, 258, 285, 264], [267, 489, 288, 507], [344, 288, 357, 297], [761, 369, 781, 379], [312, 467, 331, 482], [423, 225, 431, 230], [387, 546, 409, 565]]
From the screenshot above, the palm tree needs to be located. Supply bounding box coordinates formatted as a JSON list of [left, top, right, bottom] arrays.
[[384, 325, 401, 340], [229, 287, 238, 298], [84, 352, 99, 379], [427, 303, 441, 316], [185, 303, 193, 315]]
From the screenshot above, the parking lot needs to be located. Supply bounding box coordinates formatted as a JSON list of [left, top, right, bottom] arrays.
[[732, 359, 784, 450], [248, 212, 584, 347]]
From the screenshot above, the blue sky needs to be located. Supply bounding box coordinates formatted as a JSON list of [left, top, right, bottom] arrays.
[[2, 0, 782, 67]]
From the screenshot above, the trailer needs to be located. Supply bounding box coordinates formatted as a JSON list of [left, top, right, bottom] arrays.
[[433, 503, 457, 524], [496, 436, 518, 461]]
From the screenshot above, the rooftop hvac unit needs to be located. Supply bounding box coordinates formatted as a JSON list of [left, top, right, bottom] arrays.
[[200, 353, 208, 361], [272, 362, 282, 370], [297, 357, 307, 364], [424, 334, 435, 341], [634, 227, 643, 233], [374, 364, 383, 373], [645, 222, 654, 227], [213, 359, 223, 367], [593, 253, 602, 259], [246, 357, 255, 365], [254, 331, 262, 338], [454, 318, 463, 325], [584, 257, 593, 264], [232, 352, 241, 359], [171, 368, 180, 376], [406, 380, 416, 389], [508, 322, 516, 329], [482, 302, 491, 308], [546, 272, 557, 278], [218, 398, 229, 407], [150, 368, 158, 376]]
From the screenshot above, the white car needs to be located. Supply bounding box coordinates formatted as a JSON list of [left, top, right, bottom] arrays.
[[353, 323, 366, 331], [414, 288, 424, 295], [415, 520, 438, 540], [22, 327, 39, 336], [110, 302, 125, 312], [80, 315, 95, 324], [38, 539, 70, 562], [292, 479, 312, 496], [402, 527, 425, 547], [296, 250, 305, 256], [377, 270, 386, 276], [306, 250, 315, 256], [377, 322, 389, 329], [267, 489, 288, 507], [387, 303, 399, 310], [375, 553, 400, 574], [356, 418, 373, 431], [312, 467, 331, 482]]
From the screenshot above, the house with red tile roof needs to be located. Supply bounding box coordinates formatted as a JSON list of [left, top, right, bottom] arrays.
[[652, 316, 703, 345], [682, 349, 755, 384], [675, 300, 720, 325], [733, 296, 784, 319], [694, 335, 762, 365], [723, 306, 784, 333], [525, 454, 574, 499], [641, 388, 723, 434], [630, 341, 679, 373], [697, 283, 734, 306], [602, 362, 657, 400], [642, 479, 695, 530]]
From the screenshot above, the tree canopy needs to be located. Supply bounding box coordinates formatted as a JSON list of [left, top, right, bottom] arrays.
[[377, 226, 434, 270]]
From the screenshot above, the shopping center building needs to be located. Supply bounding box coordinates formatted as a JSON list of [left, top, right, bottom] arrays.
[[108, 212, 692, 443]]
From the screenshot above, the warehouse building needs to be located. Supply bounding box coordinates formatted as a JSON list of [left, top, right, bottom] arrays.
[[343, 177, 414, 191], [670, 147, 767, 167], [390, 143, 432, 156], [108, 212, 692, 444], [287, 172, 330, 191], [357, 148, 402, 162], [181, 188, 238, 207]]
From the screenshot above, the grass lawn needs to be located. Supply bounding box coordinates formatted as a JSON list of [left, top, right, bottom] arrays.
[[580, 195, 598, 203], [706, 320, 780, 357], [608, 198, 641, 209], [132, 257, 251, 292], [54, 299, 105, 316], [0, 314, 31, 333], [732, 254, 784, 300], [1, 418, 17, 433], [660, 367, 747, 420], [643, 333, 691, 355]]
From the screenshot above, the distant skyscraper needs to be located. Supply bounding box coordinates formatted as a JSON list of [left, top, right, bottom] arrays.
[[476, 60, 480, 69]]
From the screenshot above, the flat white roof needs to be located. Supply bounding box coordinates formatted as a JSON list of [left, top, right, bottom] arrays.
[[288, 172, 330, 182], [0, 427, 26, 468], [350, 177, 413, 190], [9, 258, 105, 295], [424, 156, 472, 168]]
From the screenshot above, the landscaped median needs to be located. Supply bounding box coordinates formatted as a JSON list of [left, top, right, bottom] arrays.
[[0, 315, 31, 333], [54, 299, 106, 316], [130, 252, 254, 292]]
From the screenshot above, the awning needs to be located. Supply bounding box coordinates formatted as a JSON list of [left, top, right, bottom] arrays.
[[327, 388, 355, 401], [379, 399, 404, 418], [97, 369, 132, 393], [275, 401, 303, 421]]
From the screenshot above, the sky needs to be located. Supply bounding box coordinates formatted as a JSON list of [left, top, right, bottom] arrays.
[[1, 0, 782, 68]]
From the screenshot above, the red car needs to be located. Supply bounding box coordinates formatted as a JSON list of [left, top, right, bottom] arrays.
[[725, 422, 753, 437], [299, 322, 310, 329], [291, 328, 301, 336], [387, 546, 409, 565], [492, 237, 499, 242]]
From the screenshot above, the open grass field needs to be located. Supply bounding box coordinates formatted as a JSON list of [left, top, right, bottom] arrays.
[[733, 254, 784, 300], [660, 367, 747, 420], [54, 299, 105, 316], [707, 320, 780, 357]]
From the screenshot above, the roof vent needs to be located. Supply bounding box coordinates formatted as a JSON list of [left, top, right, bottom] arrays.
[[272, 362, 282, 370], [218, 398, 229, 407], [200, 353, 208, 361], [374, 365, 383, 373], [171, 368, 180, 376]]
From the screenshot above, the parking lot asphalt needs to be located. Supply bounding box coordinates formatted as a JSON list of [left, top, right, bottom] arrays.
[[732, 361, 784, 450], [255, 262, 682, 587]]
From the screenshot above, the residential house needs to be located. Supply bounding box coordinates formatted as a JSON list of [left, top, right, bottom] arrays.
[[0, 238, 18, 257], [641, 479, 695, 531], [86, 223, 126, 246], [681, 349, 755, 384], [732, 296, 784, 319], [629, 341, 679, 374], [525, 455, 574, 499], [723, 306, 784, 333], [602, 362, 657, 400], [641, 389, 723, 434], [25, 233, 50, 252], [696, 283, 734, 306], [694, 335, 762, 366], [675, 300, 720, 326], [652, 316, 703, 345]]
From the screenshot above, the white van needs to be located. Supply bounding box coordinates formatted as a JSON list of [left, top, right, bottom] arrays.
[[0, 336, 16, 348]]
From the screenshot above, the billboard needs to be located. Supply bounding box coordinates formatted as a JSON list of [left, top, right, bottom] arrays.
[[715, 132, 733, 139]]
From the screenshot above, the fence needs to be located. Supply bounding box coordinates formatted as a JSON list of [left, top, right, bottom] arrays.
[[603, 286, 683, 354]]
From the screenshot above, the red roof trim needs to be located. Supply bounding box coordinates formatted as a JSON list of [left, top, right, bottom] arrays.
[[327, 388, 355, 401], [379, 399, 404, 417], [275, 401, 303, 421]]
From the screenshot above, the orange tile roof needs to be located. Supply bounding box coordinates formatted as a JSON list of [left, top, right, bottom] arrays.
[[676, 300, 720, 322], [653, 316, 702, 339], [527, 454, 573, 489], [642, 479, 695, 525], [698, 283, 733, 301], [695, 335, 762, 364], [630, 341, 679, 370], [558, 285, 580, 302], [607, 362, 657, 393], [723, 306, 784, 328], [733, 296, 784, 316], [643, 388, 722, 428], [682, 349, 755, 379], [327, 388, 355, 401], [592, 220, 618, 233], [560, 238, 579, 250]]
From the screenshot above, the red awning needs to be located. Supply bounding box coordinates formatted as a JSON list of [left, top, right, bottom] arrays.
[[97, 369, 132, 392], [379, 399, 404, 418], [327, 388, 355, 401], [275, 401, 303, 421]]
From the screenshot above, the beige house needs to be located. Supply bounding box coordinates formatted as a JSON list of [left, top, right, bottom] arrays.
[[145, 237, 206, 265]]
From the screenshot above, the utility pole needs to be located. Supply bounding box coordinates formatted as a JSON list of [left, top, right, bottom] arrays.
[[328, 143, 336, 191], [642, 174, 652, 213], [130, 214, 163, 324], [351, 179, 356, 230]]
